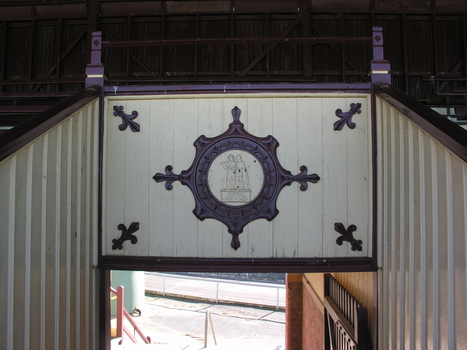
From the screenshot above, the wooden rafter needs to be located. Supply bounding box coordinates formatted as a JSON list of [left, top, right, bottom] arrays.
[[239, 15, 301, 77], [42, 28, 87, 79], [0, 22, 6, 92], [99, 26, 154, 76], [31, 27, 87, 91], [310, 22, 368, 82], [436, 58, 464, 94]]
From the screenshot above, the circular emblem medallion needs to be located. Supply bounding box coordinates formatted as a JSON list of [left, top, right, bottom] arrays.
[[208, 150, 264, 207]]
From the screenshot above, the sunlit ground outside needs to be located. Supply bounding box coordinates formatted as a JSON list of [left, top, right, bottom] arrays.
[[111, 273, 286, 350]]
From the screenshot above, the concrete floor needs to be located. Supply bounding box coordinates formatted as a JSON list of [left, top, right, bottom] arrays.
[[112, 295, 285, 350]]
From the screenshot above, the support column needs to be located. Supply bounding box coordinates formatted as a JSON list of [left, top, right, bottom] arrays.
[[85, 31, 106, 88], [300, 2, 312, 79], [286, 273, 303, 350], [369, 26, 391, 84]]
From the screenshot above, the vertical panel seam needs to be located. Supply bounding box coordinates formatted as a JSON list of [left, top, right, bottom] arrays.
[[24, 145, 33, 350], [85, 105, 92, 349], [389, 106, 397, 349], [398, 115, 406, 350], [40, 134, 48, 350], [76, 113, 83, 350], [408, 122, 416, 350], [66, 119, 72, 349], [464, 165, 467, 350], [418, 129, 427, 350], [54, 125, 62, 350], [380, 99, 389, 350], [7, 156, 16, 350], [431, 139, 440, 349], [445, 151, 455, 349]]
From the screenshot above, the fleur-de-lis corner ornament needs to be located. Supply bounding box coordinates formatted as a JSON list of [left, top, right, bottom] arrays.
[[334, 222, 363, 251], [112, 222, 140, 250], [113, 105, 140, 132], [334, 103, 362, 131]]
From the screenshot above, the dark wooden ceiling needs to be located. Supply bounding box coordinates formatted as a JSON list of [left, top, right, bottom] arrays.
[[0, 0, 466, 21], [1, 0, 467, 127]]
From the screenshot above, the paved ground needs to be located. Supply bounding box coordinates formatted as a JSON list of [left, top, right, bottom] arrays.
[[112, 274, 286, 350]]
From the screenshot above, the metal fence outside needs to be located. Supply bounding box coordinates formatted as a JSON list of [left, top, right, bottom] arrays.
[[145, 272, 286, 310]]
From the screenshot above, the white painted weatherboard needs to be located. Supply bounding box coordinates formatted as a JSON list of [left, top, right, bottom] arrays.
[[103, 94, 372, 259], [376, 96, 467, 349], [0, 100, 100, 350]]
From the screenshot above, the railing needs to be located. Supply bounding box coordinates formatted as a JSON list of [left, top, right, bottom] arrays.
[[110, 286, 151, 345], [147, 272, 285, 310], [324, 274, 371, 350]]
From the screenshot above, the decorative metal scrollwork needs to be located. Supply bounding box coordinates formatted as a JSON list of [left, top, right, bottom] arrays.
[[113, 105, 140, 132], [334, 222, 362, 251], [334, 103, 362, 131], [112, 222, 140, 250], [155, 165, 182, 191], [154, 106, 321, 250]]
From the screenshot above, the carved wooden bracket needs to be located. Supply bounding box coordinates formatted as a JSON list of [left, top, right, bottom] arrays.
[[334, 222, 362, 251], [334, 103, 362, 131], [154, 106, 321, 250], [112, 222, 140, 250], [113, 105, 140, 132]]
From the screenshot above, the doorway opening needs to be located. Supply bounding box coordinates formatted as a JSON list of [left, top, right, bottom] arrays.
[[109, 271, 286, 349]]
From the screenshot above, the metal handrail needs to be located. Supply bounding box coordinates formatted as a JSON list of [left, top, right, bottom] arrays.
[[110, 286, 151, 345]]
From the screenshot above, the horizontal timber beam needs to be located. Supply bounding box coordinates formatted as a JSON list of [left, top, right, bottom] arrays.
[[104, 82, 372, 95], [102, 36, 372, 48], [101, 256, 376, 273]]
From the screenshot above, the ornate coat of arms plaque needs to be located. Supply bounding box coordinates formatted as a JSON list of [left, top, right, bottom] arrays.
[[154, 106, 320, 250]]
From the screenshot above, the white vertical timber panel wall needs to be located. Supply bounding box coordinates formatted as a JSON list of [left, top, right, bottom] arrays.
[[0, 100, 100, 350], [376, 96, 467, 349], [103, 94, 372, 259]]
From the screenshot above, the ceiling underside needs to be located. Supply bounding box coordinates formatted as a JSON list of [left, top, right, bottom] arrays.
[[0, 0, 466, 20], [1, 0, 467, 128]]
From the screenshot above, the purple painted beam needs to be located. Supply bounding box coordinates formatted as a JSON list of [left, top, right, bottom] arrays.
[[104, 82, 372, 95], [102, 36, 373, 48]]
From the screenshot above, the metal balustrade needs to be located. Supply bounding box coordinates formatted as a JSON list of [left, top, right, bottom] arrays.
[[110, 286, 151, 345], [146, 272, 286, 310]]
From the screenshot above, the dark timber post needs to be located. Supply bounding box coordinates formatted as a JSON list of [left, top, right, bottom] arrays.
[[301, 1, 313, 79], [85, 31, 105, 88], [369, 26, 391, 84]]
